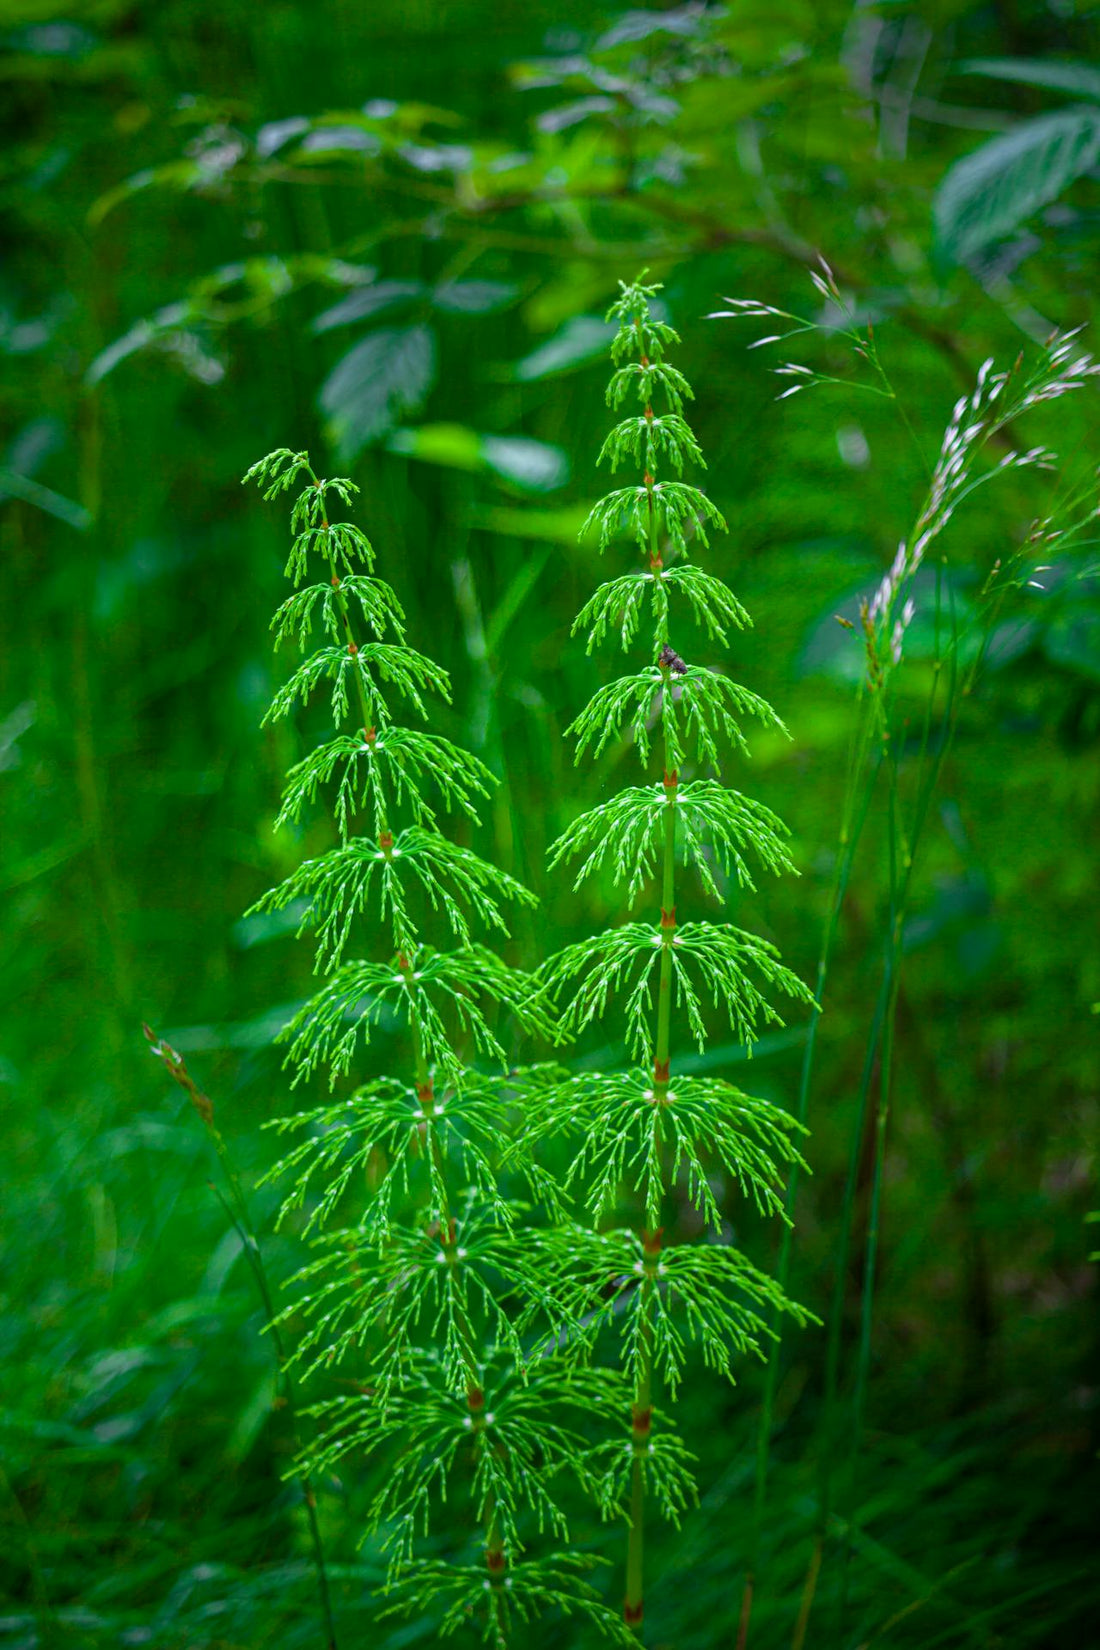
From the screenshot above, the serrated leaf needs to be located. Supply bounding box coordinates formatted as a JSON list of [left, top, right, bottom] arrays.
[[319, 324, 437, 460], [960, 57, 1100, 104], [934, 105, 1100, 265]]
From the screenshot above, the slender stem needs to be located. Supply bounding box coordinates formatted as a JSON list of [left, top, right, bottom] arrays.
[[625, 1234, 659, 1628], [624, 375, 677, 1638], [148, 1036, 339, 1649], [307, 464, 391, 836], [837, 760, 901, 1642], [402, 961, 506, 1619], [743, 698, 881, 1643]]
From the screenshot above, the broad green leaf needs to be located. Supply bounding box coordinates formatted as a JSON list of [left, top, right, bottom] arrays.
[[960, 57, 1100, 104], [255, 115, 309, 157], [85, 301, 189, 384], [387, 422, 483, 471], [471, 503, 593, 542], [511, 314, 615, 380], [431, 279, 517, 313], [87, 160, 199, 226], [934, 104, 1100, 265], [481, 435, 568, 491], [310, 279, 423, 334], [319, 324, 437, 460], [387, 424, 568, 491], [0, 467, 91, 531], [300, 124, 381, 157]]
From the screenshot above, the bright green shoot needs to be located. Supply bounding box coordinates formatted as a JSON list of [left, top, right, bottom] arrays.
[[538, 279, 816, 1635], [243, 450, 631, 1648]]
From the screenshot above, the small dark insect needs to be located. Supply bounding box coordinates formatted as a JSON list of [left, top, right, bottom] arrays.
[[658, 643, 688, 675]]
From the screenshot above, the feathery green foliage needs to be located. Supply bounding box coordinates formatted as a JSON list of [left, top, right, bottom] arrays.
[[243, 450, 630, 1647], [536, 279, 816, 1635]]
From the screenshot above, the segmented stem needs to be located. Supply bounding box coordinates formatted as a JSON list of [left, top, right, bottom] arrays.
[[306, 460, 392, 837], [400, 957, 508, 1610], [625, 333, 680, 1637]]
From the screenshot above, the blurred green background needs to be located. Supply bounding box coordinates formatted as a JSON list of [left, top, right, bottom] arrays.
[[2, 2, 1098, 1646]]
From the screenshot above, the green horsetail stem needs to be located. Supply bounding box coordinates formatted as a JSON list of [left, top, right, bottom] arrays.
[[242, 450, 630, 1649], [541, 277, 816, 1637]]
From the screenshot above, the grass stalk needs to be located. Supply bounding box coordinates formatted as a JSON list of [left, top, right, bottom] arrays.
[[144, 1028, 339, 1650]]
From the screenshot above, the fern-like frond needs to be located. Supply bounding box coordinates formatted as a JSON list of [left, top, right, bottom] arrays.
[[572, 564, 750, 655], [250, 827, 534, 967], [283, 520, 376, 584], [300, 1355, 622, 1578], [521, 1069, 806, 1231], [276, 726, 495, 842], [607, 278, 679, 358], [282, 944, 550, 1087], [243, 447, 312, 500], [568, 664, 785, 772], [544, 919, 813, 1061], [379, 1550, 633, 1649], [262, 641, 449, 728], [661, 565, 750, 643], [538, 1226, 814, 1396], [606, 359, 691, 414], [275, 1202, 529, 1391], [581, 480, 725, 558], [289, 476, 360, 534], [550, 779, 797, 906], [271, 573, 404, 650], [591, 1421, 698, 1528], [599, 413, 704, 477], [261, 1073, 516, 1239]]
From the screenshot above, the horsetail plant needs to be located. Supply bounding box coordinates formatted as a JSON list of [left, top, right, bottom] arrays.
[[533, 278, 817, 1635], [242, 450, 630, 1648]]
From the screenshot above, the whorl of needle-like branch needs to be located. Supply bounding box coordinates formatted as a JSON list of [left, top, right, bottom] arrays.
[[536, 278, 815, 1630], [243, 447, 632, 1649]]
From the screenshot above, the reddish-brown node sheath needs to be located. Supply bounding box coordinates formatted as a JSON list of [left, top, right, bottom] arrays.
[[466, 1385, 485, 1413], [486, 1549, 506, 1576], [378, 829, 394, 853], [331, 574, 341, 589], [416, 1080, 433, 1106], [653, 1058, 671, 1086], [624, 1601, 644, 1627], [643, 1226, 664, 1257], [363, 726, 377, 745], [645, 403, 654, 421], [643, 470, 654, 488], [347, 641, 358, 656], [660, 906, 677, 930], [396, 950, 410, 972], [663, 768, 678, 792], [631, 1406, 653, 1437]]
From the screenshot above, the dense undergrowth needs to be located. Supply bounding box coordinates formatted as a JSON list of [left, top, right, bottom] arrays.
[[2, 3, 1099, 1648]]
